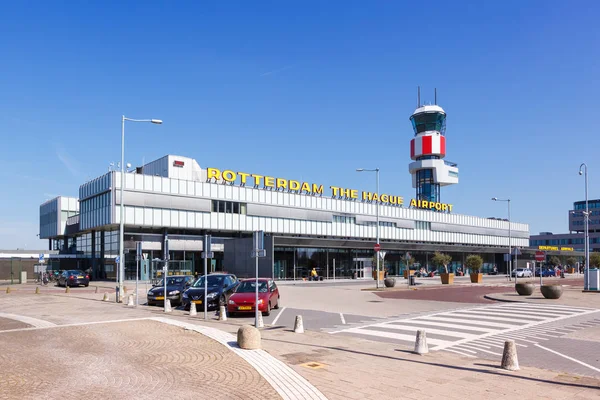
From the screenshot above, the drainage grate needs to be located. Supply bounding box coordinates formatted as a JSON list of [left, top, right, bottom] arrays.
[[299, 361, 326, 370]]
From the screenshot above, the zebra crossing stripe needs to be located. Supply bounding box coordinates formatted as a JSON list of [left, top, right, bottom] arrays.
[[497, 304, 591, 313], [498, 306, 578, 316], [477, 309, 555, 319], [383, 319, 497, 333], [450, 311, 543, 324], [341, 327, 454, 347], [373, 323, 479, 339], [417, 316, 516, 329]]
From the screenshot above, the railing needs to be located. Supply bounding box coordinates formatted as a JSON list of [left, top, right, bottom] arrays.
[[444, 160, 458, 167]]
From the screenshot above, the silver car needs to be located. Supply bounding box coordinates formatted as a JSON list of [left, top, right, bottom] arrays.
[[512, 268, 533, 277]]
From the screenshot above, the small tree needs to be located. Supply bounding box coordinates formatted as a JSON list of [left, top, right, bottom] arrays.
[[549, 256, 561, 267], [465, 255, 483, 274], [402, 253, 414, 272], [566, 256, 577, 267], [590, 253, 600, 269], [432, 252, 453, 274]]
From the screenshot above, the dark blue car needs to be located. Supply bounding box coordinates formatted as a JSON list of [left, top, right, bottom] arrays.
[[534, 268, 556, 277]]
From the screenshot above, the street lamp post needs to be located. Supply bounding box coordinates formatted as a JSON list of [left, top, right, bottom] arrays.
[[492, 197, 512, 280], [579, 163, 589, 291], [357, 168, 380, 289], [117, 116, 162, 302]]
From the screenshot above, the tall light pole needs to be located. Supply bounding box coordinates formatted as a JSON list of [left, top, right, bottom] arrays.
[[357, 168, 380, 288], [579, 163, 589, 290], [118, 116, 162, 302], [492, 197, 512, 280]]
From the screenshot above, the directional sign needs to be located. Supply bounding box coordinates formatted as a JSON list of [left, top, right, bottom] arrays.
[[251, 249, 267, 258], [38, 254, 45, 263], [201, 251, 215, 259], [512, 247, 522, 256], [503, 254, 511, 262], [535, 251, 546, 262], [374, 243, 381, 252], [115, 256, 120, 264]]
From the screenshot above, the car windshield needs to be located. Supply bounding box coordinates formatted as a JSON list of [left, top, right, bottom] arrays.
[[157, 277, 186, 286], [193, 275, 225, 288], [236, 281, 268, 293]]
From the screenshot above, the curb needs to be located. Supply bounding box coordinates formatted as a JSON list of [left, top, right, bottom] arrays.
[[482, 293, 526, 303]]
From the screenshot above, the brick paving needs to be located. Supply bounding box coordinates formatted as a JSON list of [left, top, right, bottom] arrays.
[[0, 320, 280, 400]]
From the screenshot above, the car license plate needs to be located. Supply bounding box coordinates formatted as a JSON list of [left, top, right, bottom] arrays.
[[155, 296, 165, 300], [192, 300, 202, 304], [238, 306, 252, 311], [77, 276, 84, 278]]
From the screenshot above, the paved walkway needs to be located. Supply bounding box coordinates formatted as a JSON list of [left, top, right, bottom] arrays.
[[1, 284, 599, 399]]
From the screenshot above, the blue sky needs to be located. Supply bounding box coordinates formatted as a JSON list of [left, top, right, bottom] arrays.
[[1, 1, 598, 249]]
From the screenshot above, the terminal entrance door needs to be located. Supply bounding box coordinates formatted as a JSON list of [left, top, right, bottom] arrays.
[[353, 258, 373, 279]]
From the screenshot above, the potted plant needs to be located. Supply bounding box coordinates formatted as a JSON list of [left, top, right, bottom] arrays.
[[566, 256, 577, 274], [466, 255, 484, 283], [432, 252, 453, 284], [515, 282, 535, 295], [540, 283, 563, 299]]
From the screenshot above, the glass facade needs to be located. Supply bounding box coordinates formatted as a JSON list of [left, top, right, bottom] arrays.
[[410, 112, 446, 134], [273, 247, 498, 280], [415, 169, 439, 203]]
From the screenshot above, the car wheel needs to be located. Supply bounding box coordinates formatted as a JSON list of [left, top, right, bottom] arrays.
[[264, 302, 271, 317], [85, 284, 89, 287], [274, 296, 280, 309]]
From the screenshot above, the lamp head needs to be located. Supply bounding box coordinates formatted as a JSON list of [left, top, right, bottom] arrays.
[[491, 197, 498, 201], [579, 170, 583, 176], [356, 168, 364, 172], [151, 119, 163, 124]]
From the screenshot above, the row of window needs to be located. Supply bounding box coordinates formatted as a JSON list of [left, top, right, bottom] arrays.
[[364, 221, 396, 228], [531, 238, 600, 245], [211, 200, 247, 214], [573, 220, 600, 226], [333, 215, 356, 224], [574, 202, 600, 210], [415, 221, 431, 230]]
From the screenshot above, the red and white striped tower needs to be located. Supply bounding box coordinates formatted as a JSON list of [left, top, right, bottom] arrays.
[[408, 103, 458, 203]]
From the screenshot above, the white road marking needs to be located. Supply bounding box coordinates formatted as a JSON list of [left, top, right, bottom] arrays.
[[375, 323, 477, 339], [450, 346, 477, 354], [464, 345, 503, 357], [342, 327, 454, 347], [417, 316, 516, 329], [339, 313, 346, 325], [271, 307, 286, 326], [0, 312, 56, 328], [472, 340, 506, 349], [450, 311, 539, 324], [382, 319, 496, 333], [445, 349, 476, 358], [535, 344, 600, 374]]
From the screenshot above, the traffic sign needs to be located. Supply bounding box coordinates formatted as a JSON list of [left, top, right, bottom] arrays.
[[374, 243, 381, 252], [512, 247, 522, 256], [251, 249, 267, 258], [535, 251, 546, 262], [115, 256, 120, 264], [38, 254, 45, 263], [201, 251, 215, 259]]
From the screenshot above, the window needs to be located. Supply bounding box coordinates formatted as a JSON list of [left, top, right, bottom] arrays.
[[211, 200, 247, 215], [410, 112, 446, 134], [415, 221, 431, 230], [415, 169, 439, 203], [333, 215, 356, 224]]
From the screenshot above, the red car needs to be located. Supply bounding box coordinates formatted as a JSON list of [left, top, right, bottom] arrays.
[[228, 278, 280, 316]]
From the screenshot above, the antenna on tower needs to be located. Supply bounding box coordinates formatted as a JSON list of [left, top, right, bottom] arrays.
[[417, 86, 421, 107], [434, 88, 437, 105]]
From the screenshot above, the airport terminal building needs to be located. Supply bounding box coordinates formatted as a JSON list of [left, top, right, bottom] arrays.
[[39, 104, 530, 280], [39, 153, 529, 280]]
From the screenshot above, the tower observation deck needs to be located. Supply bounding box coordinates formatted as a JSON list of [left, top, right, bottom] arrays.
[[408, 97, 458, 204]]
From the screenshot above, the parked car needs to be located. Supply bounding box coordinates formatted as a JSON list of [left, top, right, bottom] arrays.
[[147, 275, 195, 306], [228, 278, 280, 317], [181, 273, 239, 311], [58, 270, 89, 287], [534, 268, 556, 277], [511, 268, 533, 278]]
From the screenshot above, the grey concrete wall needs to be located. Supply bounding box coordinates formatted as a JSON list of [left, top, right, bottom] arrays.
[[223, 236, 273, 279]]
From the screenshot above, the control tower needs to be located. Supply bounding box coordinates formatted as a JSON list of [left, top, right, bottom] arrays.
[[408, 89, 458, 203]]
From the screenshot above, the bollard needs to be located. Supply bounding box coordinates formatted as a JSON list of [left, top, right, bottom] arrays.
[[501, 340, 519, 371], [95, 286, 99, 294], [237, 325, 261, 350], [219, 306, 228, 321], [35, 287, 40, 294], [127, 295, 134, 306], [293, 315, 304, 333], [164, 299, 172, 313], [6, 287, 10, 294], [414, 330, 429, 355], [256, 311, 264, 328], [102, 292, 109, 302], [65, 286, 70, 293], [189, 303, 197, 316]]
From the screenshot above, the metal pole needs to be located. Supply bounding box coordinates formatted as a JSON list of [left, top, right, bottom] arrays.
[[255, 247, 259, 328], [204, 235, 208, 320], [508, 199, 512, 281], [117, 116, 126, 302], [333, 258, 336, 280], [585, 166, 589, 290], [376, 168, 380, 289], [326, 250, 329, 280], [164, 238, 169, 313], [514, 247, 518, 284], [136, 250, 139, 307]]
